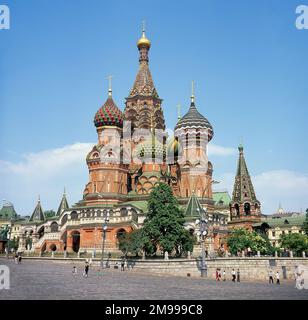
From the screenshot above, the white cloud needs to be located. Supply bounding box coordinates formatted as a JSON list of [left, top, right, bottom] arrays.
[[1, 142, 307, 217], [208, 144, 237, 156], [254, 170, 308, 214], [0, 143, 93, 176], [214, 170, 308, 214], [0, 143, 94, 216]]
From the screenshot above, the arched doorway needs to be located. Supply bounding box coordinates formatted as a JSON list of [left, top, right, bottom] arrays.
[[71, 231, 80, 253], [61, 231, 67, 251], [116, 228, 127, 248]]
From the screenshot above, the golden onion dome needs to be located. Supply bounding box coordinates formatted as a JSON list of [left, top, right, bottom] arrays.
[[137, 30, 151, 49], [166, 137, 182, 162]]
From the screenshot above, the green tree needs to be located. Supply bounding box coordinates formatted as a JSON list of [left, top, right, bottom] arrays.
[[227, 228, 273, 255], [143, 183, 195, 256], [8, 236, 19, 252], [118, 229, 144, 257], [44, 210, 56, 218], [302, 209, 308, 235], [279, 233, 308, 256]]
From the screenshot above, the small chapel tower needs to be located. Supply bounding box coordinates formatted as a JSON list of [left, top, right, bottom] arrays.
[[229, 145, 261, 229]]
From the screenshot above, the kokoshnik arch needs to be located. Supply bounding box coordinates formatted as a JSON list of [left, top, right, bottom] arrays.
[[4, 27, 262, 256]]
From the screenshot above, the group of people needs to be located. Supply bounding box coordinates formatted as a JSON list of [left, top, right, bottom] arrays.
[[72, 259, 91, 278], [72, 258, 128, 278], [215, 268, 281, 284], [215, 268, 240, 282], [14, 253, 22, 264], [268, 270, 280, 284]]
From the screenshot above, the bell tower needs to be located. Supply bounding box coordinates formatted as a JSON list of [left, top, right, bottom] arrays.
[[229, 145, 261, 229]]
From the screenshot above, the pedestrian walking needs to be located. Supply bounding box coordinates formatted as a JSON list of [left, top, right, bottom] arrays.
[[236, 269, 240, 282], [83, 261, 89, 278], [275, 271, 280, 285], [121, 258, 125, 271], [18, 255, 22, 264], [215, 268, 219, 281], [72, 266, 78, 277], [231, 269, 236, 282], [223, 270, 226, 281], [14, 253, 18, 264], [268, 269, 274, 284]]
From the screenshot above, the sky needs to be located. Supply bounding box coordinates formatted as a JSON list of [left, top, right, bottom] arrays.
[[0, 0, 308, 216]]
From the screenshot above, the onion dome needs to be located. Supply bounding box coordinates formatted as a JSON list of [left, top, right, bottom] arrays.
[[135, 135, 166, 160], [137, 29, 151, 49], [175, 101, 213, 132], [94, 90, 123, 128], [166, 137, 182, 160], [175, 94, 214, 141]]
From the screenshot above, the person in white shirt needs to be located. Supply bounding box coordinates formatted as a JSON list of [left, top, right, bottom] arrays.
[[275, 271, 280, 285], [268, 269, 274, 284], [231, 269, 236, 282]]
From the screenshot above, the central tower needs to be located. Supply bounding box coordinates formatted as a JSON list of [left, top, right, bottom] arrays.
[[124, 27, 167, 195], [124, 27, 165, 130]]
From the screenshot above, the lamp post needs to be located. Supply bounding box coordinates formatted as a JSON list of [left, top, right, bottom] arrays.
[[101, 212, 110, 269], [196, 208, 208, 278], [6, 217, 13, 258]]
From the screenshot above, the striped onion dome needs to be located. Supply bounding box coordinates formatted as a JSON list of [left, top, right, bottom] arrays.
[[94, 96, 123, 128], [175, 101, 213, 141]]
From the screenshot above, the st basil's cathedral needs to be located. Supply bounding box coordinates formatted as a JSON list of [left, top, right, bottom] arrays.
[[5, 28, 262, 256]]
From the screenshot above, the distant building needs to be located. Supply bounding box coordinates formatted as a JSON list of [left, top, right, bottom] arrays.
[[253, 206, 306, 247]]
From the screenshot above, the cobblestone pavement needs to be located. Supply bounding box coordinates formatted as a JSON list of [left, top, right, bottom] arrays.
[[0, 259, 307, 300]]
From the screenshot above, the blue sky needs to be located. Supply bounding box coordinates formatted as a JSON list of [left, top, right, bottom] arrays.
[[0, 0, 308, 215]]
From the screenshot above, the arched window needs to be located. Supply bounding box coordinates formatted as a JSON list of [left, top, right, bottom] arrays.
[[116, 229, 126, 241], [71, 211, 78, 220], [120, 208, 128, 216], [234, 204, 240, 216], [50, 222, 59, 233], [196, 132, 201, 147], [244, 203, 251, 215], [61, 215, 68, 225]]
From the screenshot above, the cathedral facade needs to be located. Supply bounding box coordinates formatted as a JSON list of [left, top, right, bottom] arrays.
[[7, 29, 261, 256]]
